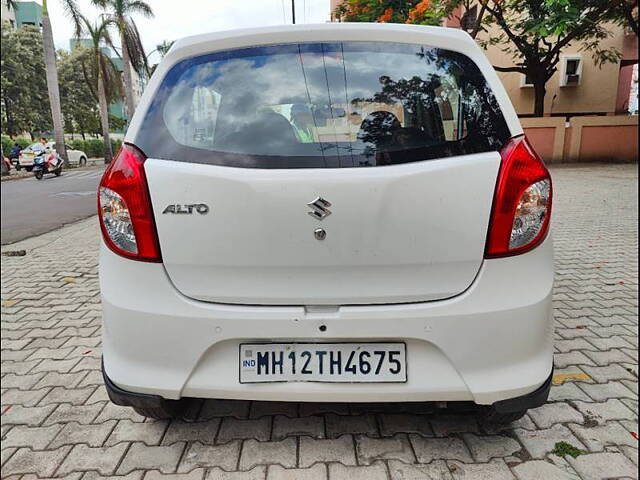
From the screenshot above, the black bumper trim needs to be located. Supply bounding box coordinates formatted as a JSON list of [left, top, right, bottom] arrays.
[[490, 368, 554, 413], [102, 359, 166, 409]]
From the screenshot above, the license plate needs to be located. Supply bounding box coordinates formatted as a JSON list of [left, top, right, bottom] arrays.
[[239, 343, 407, 383]]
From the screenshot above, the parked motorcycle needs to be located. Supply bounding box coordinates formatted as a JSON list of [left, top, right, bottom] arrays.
[[33, 151, 63, 180]]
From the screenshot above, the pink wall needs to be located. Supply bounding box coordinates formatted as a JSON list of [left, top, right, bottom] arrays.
[[579, 125, 639, 162], [523, 127, 556, 161]]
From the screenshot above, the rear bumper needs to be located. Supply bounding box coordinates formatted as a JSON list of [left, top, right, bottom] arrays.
[[103, 357, 553, 413], [100, 235, 554, 405]]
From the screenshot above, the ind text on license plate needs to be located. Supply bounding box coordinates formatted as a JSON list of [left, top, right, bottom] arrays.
[[239, 343, 407, 383]]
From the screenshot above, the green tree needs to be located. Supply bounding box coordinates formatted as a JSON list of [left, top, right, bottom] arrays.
[[156, 39, 174, 58], [1, 24, 52, 138], [476, 0, 625, 116], [335, 0, 629, 117], [95, 0, 154, 118], [75, 14, 124, 163], [58, 48, 101, 140]]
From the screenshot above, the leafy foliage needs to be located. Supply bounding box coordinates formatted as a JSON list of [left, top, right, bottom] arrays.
[[551, 441, 585, 458], [69, 137, 122, 157], [1, 135, 31, 156], [335, 0, 631, 116], [1, 24, 52, 137], [58, 48, 101, 139]]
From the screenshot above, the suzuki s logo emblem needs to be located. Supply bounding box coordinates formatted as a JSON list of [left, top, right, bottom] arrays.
[[307, 197, 332, 220]]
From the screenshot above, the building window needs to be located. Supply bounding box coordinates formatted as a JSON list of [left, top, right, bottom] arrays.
[[560, 55, 582, 87]]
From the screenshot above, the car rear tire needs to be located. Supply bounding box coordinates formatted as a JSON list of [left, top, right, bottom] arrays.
[[26, 166, 33, 172], [133, 399, 187, 420], [15, 164, 21, 171], [80, 157, 87, 166]]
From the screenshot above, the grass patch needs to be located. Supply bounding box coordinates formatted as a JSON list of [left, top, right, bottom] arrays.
[[551, 441, 585, 458]]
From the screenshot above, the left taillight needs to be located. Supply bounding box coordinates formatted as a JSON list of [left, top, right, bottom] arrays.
[[98, 143, 162, 262]]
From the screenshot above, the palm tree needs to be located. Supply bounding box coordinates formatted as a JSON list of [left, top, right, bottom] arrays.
[[3, 0, 18, 11], [95, 0, 153, 120], [41, 0, 82, 163], [76, 15, 123, 163]]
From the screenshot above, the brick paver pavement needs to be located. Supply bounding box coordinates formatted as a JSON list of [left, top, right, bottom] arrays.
[[1, 164, 637, 480]]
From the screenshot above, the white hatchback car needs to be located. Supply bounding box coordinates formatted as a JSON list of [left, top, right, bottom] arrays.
[[17, 141, 88, 170], [99, 24, 553, 422]]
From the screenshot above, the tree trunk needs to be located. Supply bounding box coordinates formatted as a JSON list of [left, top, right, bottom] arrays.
[[533, 81, 546, 117], [120, 24, 136, 121], [41, 3, 68, 162], [98, 73, 113, 164], [1, 143, 8, 177]]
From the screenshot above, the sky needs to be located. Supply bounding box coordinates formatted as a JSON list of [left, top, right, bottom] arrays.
[[48, 0, 331, 63]]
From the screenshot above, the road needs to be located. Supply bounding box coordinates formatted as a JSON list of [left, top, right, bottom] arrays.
[[0, 166, 105, 245]]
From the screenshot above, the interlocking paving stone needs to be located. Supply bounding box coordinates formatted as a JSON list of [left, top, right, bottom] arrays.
[[567, 452, 638, 480], [1, 424, 62, 449], [216, 417, 271, 443], [354, 434, 415, 465], [117, 442, 186, 475], [379, 413, 433, 437], [572, 399, 636, 424], [578, 381, 638, 402], [514, 424, 587, 459], [177, 441, 241, 472], [57, 444, 129, 476], [199, 400, 250, 420], [325, 413, 378, 438], [39, 386, 97, 406], [512, 460, 580, 480], [0, 164, 638, 479], [43, 403, 104, 425], [162, 419, 219, 445], [271, 414, 324, 440], [447, 459, 516, 480], [50, 420, 117, 448], [0, 404, 56, 426], [83, 472, 143, 480], [238, 438, 296, 470], [430, 414, 480, 437], [249, 401, 297, 419], [105, 419, 168, 446], [568, 422, 638, 452], [462, 433, 522, 462], [299, 435, 357, 467], [206, 467, 266, 480], [327, 462, 388, 480], [266, 464, 327, 480], [409, 435, 473, 463], [144, 469, 205, 480], [0, 446, 72, 477], [387, 459, 453, 480], [1, 388, 49, 407], [527, 403, 584, 429]]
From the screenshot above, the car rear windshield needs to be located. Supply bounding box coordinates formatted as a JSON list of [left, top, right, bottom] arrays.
[[136, 42, 511, 168]]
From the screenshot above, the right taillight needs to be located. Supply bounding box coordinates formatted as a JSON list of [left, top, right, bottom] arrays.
[[485, 135, 552, 258]]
